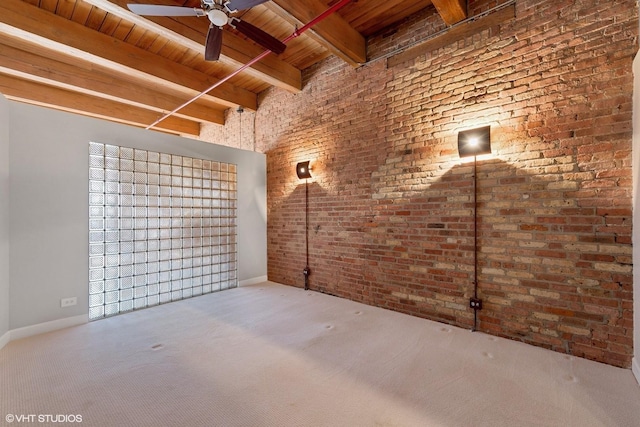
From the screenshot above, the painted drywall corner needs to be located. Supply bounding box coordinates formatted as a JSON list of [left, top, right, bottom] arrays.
[[0, 94, 10, 342], [239, 276, 268, 287]]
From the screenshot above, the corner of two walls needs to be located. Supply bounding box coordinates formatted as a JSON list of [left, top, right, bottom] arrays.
[[0, 95, 9, 347], [259, 0, 639, 369], [199, 108, 257, 152]]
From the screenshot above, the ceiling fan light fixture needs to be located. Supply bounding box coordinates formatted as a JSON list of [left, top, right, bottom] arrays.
[[207, 8, 229, 27]]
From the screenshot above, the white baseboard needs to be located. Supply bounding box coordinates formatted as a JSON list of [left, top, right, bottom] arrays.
[[239, 275, 268, 287], [633, 357, 640, 386], [0, 330, 9, 351], [9, 314, 88, 342]]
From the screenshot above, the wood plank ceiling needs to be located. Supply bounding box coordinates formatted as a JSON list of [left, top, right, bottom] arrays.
[[0, 0, 467, 136]]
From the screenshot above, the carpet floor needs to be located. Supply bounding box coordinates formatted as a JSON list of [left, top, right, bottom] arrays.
[[1, 281, 639, 426]]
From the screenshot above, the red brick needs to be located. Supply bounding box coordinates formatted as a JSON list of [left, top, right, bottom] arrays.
[[260, 0, 637, 368]]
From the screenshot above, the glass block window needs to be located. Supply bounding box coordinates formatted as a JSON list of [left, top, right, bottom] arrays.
[[88, 142, 238, 320]]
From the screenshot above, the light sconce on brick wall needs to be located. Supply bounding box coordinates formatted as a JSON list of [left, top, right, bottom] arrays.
[[296, 161, 312, 179], [457, 126, 491, 158], [296, 160, 312, 290], [457, 126, 491, 333]]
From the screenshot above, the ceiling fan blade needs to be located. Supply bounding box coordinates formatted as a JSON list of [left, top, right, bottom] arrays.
[[205, 25, 223, 61], [127, 4, 204, 17], [231, 19, 286, 55], [225, 0, 269, 12]]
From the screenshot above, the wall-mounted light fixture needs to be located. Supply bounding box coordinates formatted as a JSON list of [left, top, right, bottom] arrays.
[[458, 126, 491, 158], [457, 126, 491, 333], [296, 161, 312, 290], [296, 161, 312, 179]]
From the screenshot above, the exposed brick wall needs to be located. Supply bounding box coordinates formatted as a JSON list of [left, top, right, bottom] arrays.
[[259, 0, 638, 367], [199, 108, 257, 151]]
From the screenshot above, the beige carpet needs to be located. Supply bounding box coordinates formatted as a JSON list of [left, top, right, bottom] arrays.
[[1, 281, 639, 427]]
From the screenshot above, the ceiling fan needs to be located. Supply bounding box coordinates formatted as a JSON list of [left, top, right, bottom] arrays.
[[127, 1, 287, 61]]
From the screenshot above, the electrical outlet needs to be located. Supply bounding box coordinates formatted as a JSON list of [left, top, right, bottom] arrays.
[[470, 298, 482, 310], [61, 297, 77, 308]]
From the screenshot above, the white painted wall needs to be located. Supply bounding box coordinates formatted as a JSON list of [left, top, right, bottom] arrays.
[[0, 96, 10, 340], [7, 102, 266, 330], [633, 53, 640, 383]]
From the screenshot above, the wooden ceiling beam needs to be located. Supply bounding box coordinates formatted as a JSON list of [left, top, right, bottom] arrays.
[[0, 40, 225, 125], [0, 0, 257, 111], [432, 0, 467, 25], [267, 0, 366, 67], [92, 0, 302, 93], [0, 74, 200, 135]]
